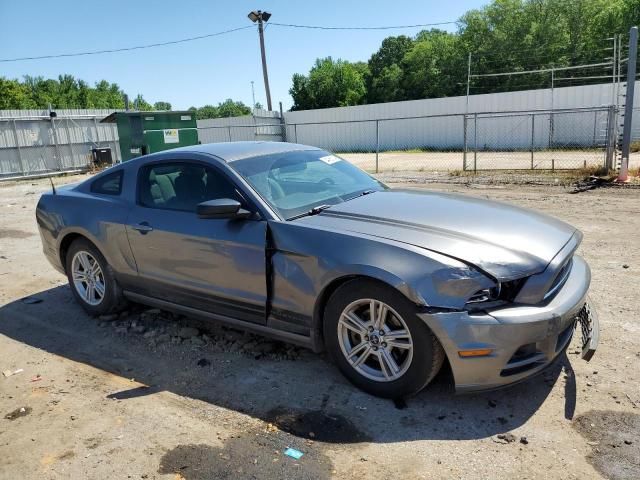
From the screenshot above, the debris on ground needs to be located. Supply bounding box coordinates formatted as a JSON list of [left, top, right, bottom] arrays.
[[4, 407, 32, 420], [2, 368, 24, 378], [569, 176, 609, 194], [99, 307, 301, 361], [265, 423, 279, 433], [520, 436, 529, 445], [284, 448, 304, 460], [196, 358, 211, 367], [494, 433, 517, 444]]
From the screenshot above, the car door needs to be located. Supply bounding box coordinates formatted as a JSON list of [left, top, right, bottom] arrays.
[[125, 159, 267, 324]]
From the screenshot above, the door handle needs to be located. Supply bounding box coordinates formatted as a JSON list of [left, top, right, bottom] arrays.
[[131, 222, 153, 234]]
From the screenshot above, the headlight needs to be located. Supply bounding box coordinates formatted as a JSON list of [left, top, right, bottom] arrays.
[[466, 286, 500, 304], [465, 278, 526, 307]]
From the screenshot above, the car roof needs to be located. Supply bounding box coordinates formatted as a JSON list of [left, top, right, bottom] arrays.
[[137, 141, 323, 164]]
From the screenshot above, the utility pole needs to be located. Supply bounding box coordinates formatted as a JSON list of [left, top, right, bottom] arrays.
[[618, 26, 638, 182], [250, 81, 256, 111], [248, 10, 273, 111]]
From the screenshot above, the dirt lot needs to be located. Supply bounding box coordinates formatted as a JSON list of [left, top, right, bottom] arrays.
[[340, 150, 640, 172], [1, 173, 639, 480]]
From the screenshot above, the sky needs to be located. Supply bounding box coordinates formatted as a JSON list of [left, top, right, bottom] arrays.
[[0, 0, 487, 111]]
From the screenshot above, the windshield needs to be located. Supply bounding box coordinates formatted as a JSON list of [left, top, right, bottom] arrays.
[[231, 150, 386, 219]]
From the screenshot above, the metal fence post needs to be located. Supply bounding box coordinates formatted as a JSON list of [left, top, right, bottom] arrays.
[[530, 114, 535, 170], [51, 118, 63, 171], [93, 117, 101, 145], [618, 26, 638, 181], [462, 115, 467, 171], [11, 119, 27, 176], [279, 101, 286, 142], [294, 124, 298, 143], [473, 113, 478, 173], [605, 105, 616, 169], [375, 120, 380, 174], [227, 125, 232, 142], [64, 118, 75, 169], [592, 110, 598, 147]]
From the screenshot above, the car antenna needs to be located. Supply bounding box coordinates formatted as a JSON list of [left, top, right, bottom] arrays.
[[49, 176, 56, 195]]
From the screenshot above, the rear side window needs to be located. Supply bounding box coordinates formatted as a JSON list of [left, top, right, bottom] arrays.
[[91, 170, 123, 195]]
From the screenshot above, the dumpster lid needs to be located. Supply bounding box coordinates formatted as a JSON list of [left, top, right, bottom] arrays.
[[100, 111, 195, 123]]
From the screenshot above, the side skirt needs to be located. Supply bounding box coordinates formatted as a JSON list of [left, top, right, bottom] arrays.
[[123, 291, 313, 349]]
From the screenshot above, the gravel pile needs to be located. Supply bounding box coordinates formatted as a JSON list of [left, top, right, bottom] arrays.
[[97, 308, 301, 361]]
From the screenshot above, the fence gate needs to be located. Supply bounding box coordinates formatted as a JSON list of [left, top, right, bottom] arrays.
[[0, 110, 120, 180]]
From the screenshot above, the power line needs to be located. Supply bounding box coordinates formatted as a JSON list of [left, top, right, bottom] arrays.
[[0, 20, 459, 63], [470, 61, 613, 78], [0, 25, 253, 63], [268, 21, 458, 30]]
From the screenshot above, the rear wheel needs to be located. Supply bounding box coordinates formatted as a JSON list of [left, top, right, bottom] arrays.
[[324, 279, 444, 398], [65, 238, 126, 316]]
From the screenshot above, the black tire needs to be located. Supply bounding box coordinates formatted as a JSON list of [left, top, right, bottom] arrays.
[[65, 238, 127, 317], [323, 279, 444, 398]]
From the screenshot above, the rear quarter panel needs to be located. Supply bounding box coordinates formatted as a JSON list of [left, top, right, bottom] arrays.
[[36, 189, 137, 282]]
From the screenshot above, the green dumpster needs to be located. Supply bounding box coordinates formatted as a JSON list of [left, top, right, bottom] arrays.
[[101, 111, 198, 161]]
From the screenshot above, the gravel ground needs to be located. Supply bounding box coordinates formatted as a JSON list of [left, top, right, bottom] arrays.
[[0, 173, 639, 480]]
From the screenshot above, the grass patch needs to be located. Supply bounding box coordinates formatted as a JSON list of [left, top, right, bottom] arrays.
[[574, 164, 611, 178]]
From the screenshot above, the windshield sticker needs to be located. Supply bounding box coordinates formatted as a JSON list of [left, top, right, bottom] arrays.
[[319, 155, 341, 165]]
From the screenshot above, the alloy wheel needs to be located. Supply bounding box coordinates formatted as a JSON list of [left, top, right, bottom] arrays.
[[71, 251, 106, 306], [337, 298, 413, 382]]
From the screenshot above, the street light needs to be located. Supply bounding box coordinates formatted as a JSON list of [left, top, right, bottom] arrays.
[[248, 10, 273, 111]]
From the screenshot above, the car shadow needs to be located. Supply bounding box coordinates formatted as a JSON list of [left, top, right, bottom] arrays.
[[0, 284, 578, 444]]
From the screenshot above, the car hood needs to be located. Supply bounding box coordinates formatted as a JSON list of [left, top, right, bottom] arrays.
[[297, 189, 578, 280]]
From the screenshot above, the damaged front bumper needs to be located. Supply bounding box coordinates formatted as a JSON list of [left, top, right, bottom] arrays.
[[419, 255, 599, 393]]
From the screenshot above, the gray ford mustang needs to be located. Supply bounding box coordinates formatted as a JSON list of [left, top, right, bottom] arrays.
[[36, 142, 598, 398]]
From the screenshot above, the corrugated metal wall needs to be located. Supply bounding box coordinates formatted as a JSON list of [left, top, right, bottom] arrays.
[[196, 110, 282, 144], [283, 82, 640, 151], [0, 109, 121, 178], [1, 83, 638, 177]]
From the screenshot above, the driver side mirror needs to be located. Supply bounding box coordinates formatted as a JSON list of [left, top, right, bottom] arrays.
[[197, 199, 252, 219]]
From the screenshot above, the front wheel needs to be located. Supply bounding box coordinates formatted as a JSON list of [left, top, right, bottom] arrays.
[[324, 279, 444, 398], [65, 238, 126, 316]]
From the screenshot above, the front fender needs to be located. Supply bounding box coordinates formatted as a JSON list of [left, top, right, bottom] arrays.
[[267, 221, 494, 342]]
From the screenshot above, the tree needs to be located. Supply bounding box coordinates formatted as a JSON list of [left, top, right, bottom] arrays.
[[288, 0, 640, 107], [289, 74, 313, 111], [401, 29, 466, 99], [190, 100, 251, 120], [216, 99, 251, 117], [194, 105, 218, 119], [366, 35, 413, 103], [132, 94, 154, 111], [0, 78, 35, 109], [290, 57, 367, 110], [154, 101, 172, 111]]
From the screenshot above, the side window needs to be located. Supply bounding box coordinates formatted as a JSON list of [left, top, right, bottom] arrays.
[[91, 170, 123, 195], [138, 162, 240, 212]]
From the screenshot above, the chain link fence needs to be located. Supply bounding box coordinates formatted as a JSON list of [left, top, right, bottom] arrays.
[[285, 107, 616, 173], [2, 106, 632, 179]]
